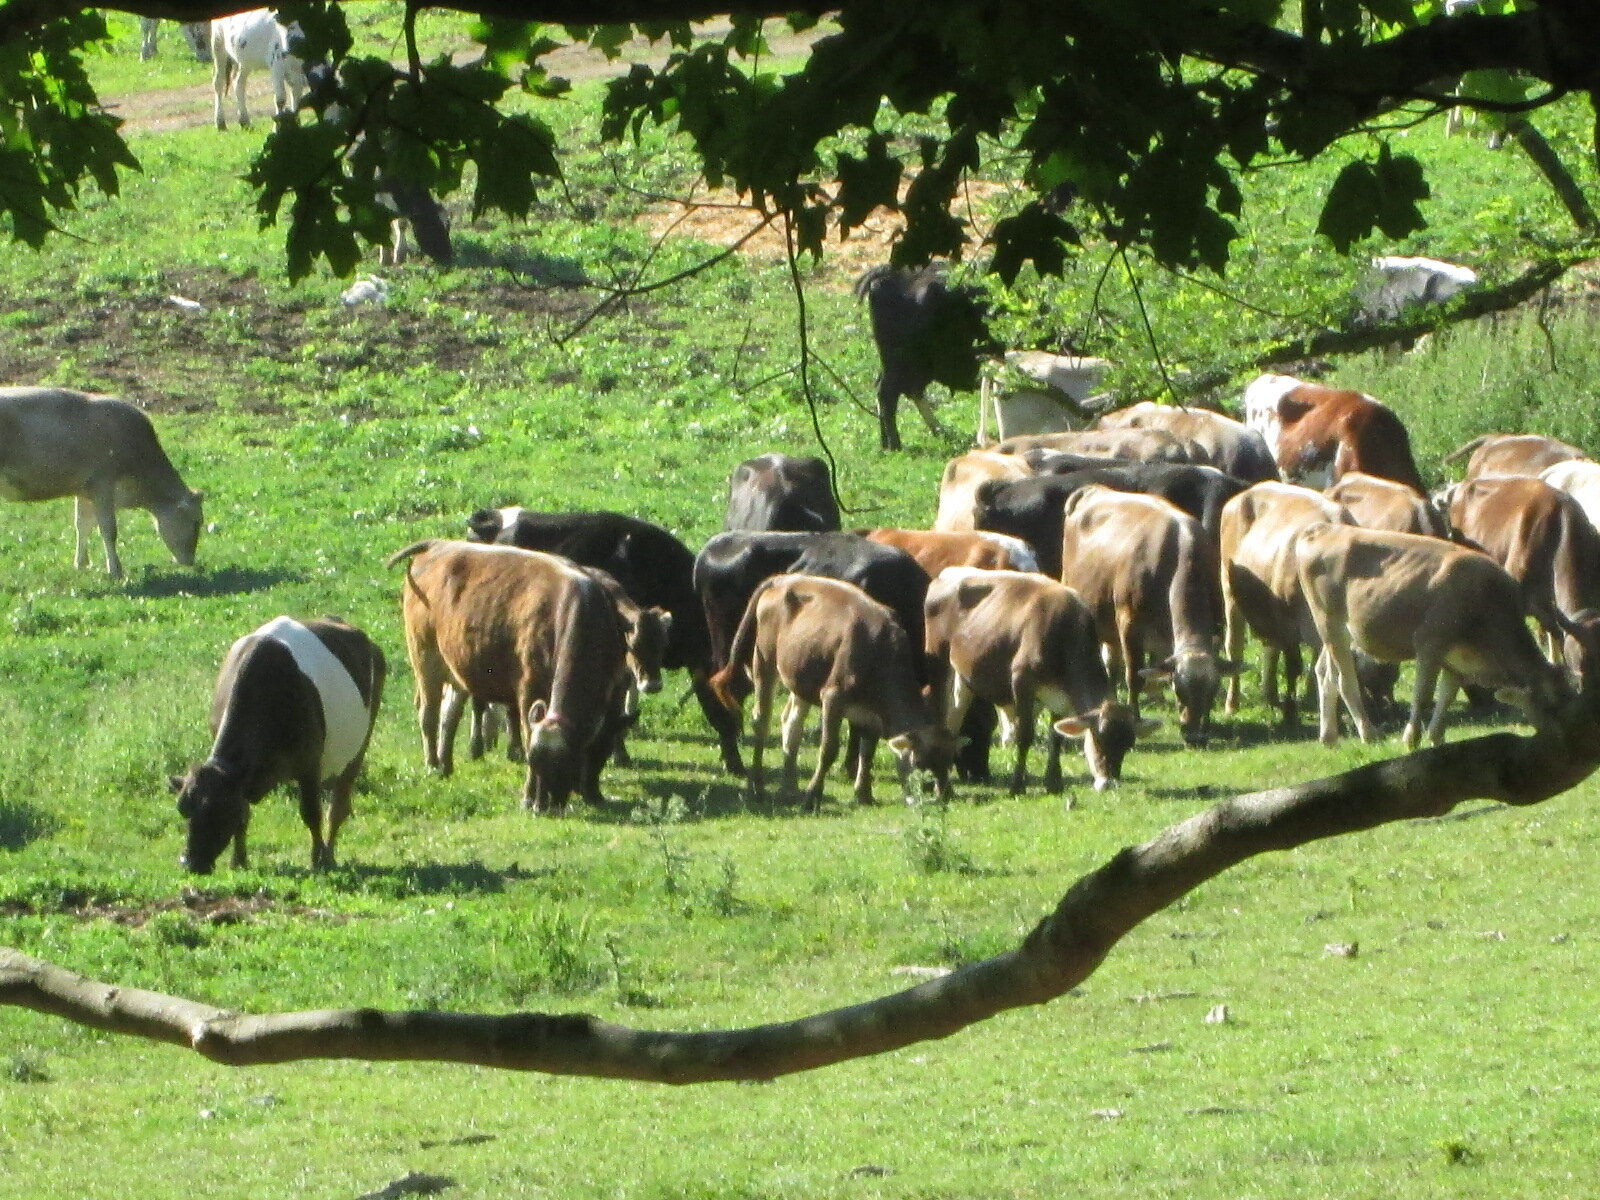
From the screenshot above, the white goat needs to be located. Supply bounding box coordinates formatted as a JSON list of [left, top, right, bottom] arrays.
[[210, 10, 306, 130]]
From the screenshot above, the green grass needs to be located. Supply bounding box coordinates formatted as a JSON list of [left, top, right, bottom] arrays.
[[3, 18, 1600, 1200]]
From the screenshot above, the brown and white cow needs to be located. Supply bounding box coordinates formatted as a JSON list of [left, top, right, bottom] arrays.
[[1095, 400, 1278, 483], [925, 568, 1156, 793], [1325, 471, 1443, 537], [1444, 433, 1587, 481], [1059, 487, 1241, 746], [1219, 482, 1348, 724], [1243, 374, 1426, 493], [0, 386, 204, 579], [933, 449, 1032, 532], [170, 616, 385, 873], [864, 527, 1039, 576], [1296, 524, 1569, 749], [388, 540, 634, 812], [708, 575, 957, 808]]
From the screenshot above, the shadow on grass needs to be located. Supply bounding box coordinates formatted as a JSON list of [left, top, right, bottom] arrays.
[[454, 239, 591, 286], [322, 859, 556, 898], [130, 566, 302, 599], [0, 801, 61, 851]]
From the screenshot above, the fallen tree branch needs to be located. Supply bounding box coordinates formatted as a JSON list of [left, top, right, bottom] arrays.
[[6, 694, 1599, 1081]]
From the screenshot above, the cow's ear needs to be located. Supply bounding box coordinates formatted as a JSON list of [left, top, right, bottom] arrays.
[[1138, 662, 1175, 681], [653, 609, 673, 635], [1494, 686, 1533, 712], [527, 699, 548, 724], [886, 733, 914, 761], [1136, 717, 1163, 737], [168, 774, 185, 794], [1053, 715, 1090, 739], [1218, 658, 1247, 677]]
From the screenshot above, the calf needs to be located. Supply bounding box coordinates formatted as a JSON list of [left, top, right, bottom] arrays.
[[211, 9, 306, 130], [1060, 487, 1241, 746], [925, 569, 1155, 793], [933, 449, 1031, 532], [170, 616, 384, 874], [709, 575, 957, 807], [389, 540, 630, 812], [1296, 524, 1569, 748], [1219, 482, 1347, 724], [724, 453, 840, 533], [1243, 374, 1426, 492], [863, 528, 1039, 575], [1444, 433, 1587, 481], [0, 386, 203, 579], [1095, 401, 1278, 483], [855, 264, 994, 451], [976, 351, 1112, 443]]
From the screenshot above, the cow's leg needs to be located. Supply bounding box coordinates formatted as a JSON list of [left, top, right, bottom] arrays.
[[852, 727, 880, 805], [1119, 627, 1143, 720], [877, 380, 902, 452], [1005, 694, 1035, 796], [747, 668, 775, 800], [1280, 645, 1302, 727], [230, 813, 250, 870], [1426, 667, 1460, 747], [908, 389, 949, 440], [1405, 652, 1445, 751], [212, 57, 229, 129], [779, 696, 809, 799], [295, 776, 326, 870], [1321, 634, 1376, 745], [1043, 720, 1064, 793], [693, 668, 747, 777], [415, 681, 444, 772], [437, 685, 467, 777], [78, 490, 122, 578], [235, 65, 251, 127], [1223, 592, 1247, 715], [1260, 644, 1280, 711], [324, 775, 355, 870], [803, 695, 842, 811]]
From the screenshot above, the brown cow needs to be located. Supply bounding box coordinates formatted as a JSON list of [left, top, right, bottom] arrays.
[[388, 540, 634, 812], [933, 449, 1031, 532], [863, 527, 1039, 575], [1296, 524, 1569, 749], [1095, 400, 1278, 482], [1444, 433, 1587, 481], [1243, 374, 1425, 492], [1447, 474, 1600, 679], [0, 385, 204, 579], [1059, 487, 1241, 746], [1219, 482, 1348, 725], [925, 568, 1156, 793], [995, 427, 1198, 463], [1325, 471, 1443, 536], [708, 575, 957, 808]]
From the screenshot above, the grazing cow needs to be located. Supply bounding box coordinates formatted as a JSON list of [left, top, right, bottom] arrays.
[[389, 540, 631, 812], [709, 575, 957, 807], [933, 450, 1032, 532], [1094, 401, 1278, 483], [995, 427, 1197, 463], [170, 616, 385, 874], [1243, 374, 1426, 492], [1359, 256, 1478, 324], [724, 453, 840, 533], [1326, 471, 1444, 536], [1447, 474, 1600, 677], [925, 569, 1156, 793], [1539, 459, 1600, 532], [1443, 433, 1587, 481], [211, 10, 306, 130], [378, 179, 454, 267], [855, 265, 995, 451], [0, 386, 203, 579], [139, 18, 211, 62], [1297, 524, 1569, 748], [863, 528, 1039, 576], [1219, 482, 1348, 724], [976, 351, 1114, 444], [1060, 487, 1241, 746]]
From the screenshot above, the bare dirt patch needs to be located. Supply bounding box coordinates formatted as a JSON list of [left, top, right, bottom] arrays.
[[1, 888, 346, 927]]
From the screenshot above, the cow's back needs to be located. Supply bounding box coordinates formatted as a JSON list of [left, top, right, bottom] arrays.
[[0, 386, 181, 503]]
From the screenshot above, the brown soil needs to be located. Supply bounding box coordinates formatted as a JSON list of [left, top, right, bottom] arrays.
[[1, 888, 345, 927]]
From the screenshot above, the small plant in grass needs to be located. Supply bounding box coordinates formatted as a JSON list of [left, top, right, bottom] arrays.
[[604, 934, 662, 1009], [902, 790, 977, 876], [632, 794, 693, 901], [8, 1054, 49, 1084]]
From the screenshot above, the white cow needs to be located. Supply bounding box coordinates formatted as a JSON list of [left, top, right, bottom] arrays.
[[1360, 256, 1478, 324], [139, 18, 211, 62], [211, 10, 307, 130], [1539, 459, 1600, 532], [976, 350, 1114, 443]]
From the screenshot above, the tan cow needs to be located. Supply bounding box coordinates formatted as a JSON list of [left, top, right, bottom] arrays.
[[864, 527, 1038, 575], [995, 426, 1198, 463], [1444, 433, 1587, 481], [1059, 487, 1241, 746], [1219, 482, 1348, 724], [933, 450, 1031, 532], [708, 575, 957, 808], [1243, 374, 1426, 492], [1325, 471, 1442, 536], [1095, 400, 1278, 482], [1296, 524, 1568, 749], [925, 568, 1156, 793], [0, 386, 204, 579], [388, 540, 633, 812]]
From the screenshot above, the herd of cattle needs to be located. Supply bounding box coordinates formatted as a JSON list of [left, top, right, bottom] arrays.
[[5, 371, 1599, 875]]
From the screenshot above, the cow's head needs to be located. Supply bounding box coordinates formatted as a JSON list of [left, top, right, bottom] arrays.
[[888, 726, 961, 799], [156, 490, 204, 567], [1561, 609, 1600, 694], [1141, 651, 1243, 747], [169, 760, 244, 874], [1054, 703, 1161, 790], [523, 700, 580, 812], [623, 607, 672, 696]]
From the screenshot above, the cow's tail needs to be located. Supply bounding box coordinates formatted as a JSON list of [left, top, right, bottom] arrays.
[[853, 264, 891, 302], [708, 579, 774, 711], [384, 540, 436, 569], [1443, 435, 1489, 464]]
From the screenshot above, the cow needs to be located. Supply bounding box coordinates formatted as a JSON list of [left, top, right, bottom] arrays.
[[863, 528, 1039, 576], [377, 178, 454, 267], [1059, 487, 1241, 746], [994, 427, 1198, 463], [976, 351, 1114, 444], [1219, 482, 1348, 724], [933, 450, 1031, 532], [855, 265, 995, 451], [708, 575, 958, 807], [211, 10, 306, 130], [388, 540, 632, 812], [0, 386, 204, 580], [139, 18, 211, 62], [1297, 524, 1570, 749], [724, 453, 840, 533], [1326, 471, 1444, 536], [170, 616, 385, 874], [1539, 459, 1600, 532], [462, 507, 736, 772], [1447, 474, 1600, 678], [1242, 374, 1426, 492], [1359, 256, 1478, 324], [1443, 433, 1587, 481], [1094, 401, 1278, 483], [924, 568, 1157, 793]]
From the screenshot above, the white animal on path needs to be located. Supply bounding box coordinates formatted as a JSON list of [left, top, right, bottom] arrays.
[[210, 10, 307, 130]]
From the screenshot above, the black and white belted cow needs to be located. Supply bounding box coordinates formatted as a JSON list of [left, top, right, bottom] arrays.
[[170, 616, 385, 874]]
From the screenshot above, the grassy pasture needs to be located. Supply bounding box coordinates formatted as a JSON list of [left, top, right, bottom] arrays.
[[4, 12, 1600, 1199]]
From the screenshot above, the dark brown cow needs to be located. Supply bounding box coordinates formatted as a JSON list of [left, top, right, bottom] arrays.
[[388, 540, 633, 812], [1296, 524, 1569, 749], [924, 568, 1156, 793], [1095, 400, 1278, 482], [933, 449, 1031, 531], [863, 527, 1038, 575], [1325, 471, 1443, 536], [708, 575, 957, 808], [170, 616, 385, 874], [724, 453, 840, 532], [1059, 486, 1241, 745], [1243, 374, 1426, 493], [1219, 482, 1347, 725], [1444, 433, 1587, 481]]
